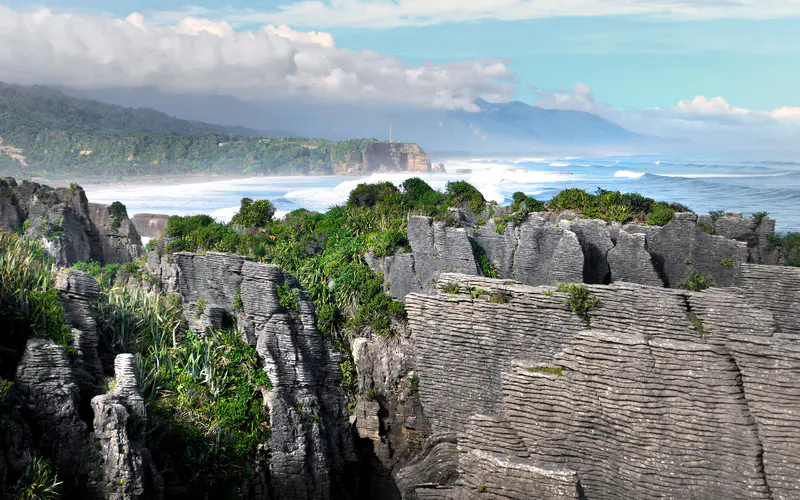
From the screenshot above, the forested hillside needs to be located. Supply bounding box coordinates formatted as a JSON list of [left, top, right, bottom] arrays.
[[0, 82, 392, 178]]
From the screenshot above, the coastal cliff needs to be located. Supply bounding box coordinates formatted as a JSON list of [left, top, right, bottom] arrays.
[[0, 178, 143, 265]]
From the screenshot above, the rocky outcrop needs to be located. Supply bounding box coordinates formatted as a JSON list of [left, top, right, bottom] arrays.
[[131, 214, 170, 239], [56, 269, 104, 389], [332, 142, 432, 175], [0, 178, 143, 265], [389, 269, 800, 498], [14, 339, 88, 482], [89, 354, 162, 500], [88, 203, 145, 264], [156, 251, 358, 500], [370, 212, 771, 299]]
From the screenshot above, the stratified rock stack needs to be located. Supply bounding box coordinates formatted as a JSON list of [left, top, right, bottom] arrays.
[[0, 178, 143, 265], [56, 268, 104, 389], [89, 354, 162, 500], [14, 339, 87, 483], [390, 268, 800, 499], [369, 211, 773, 299], [156, 252, 358, 500]]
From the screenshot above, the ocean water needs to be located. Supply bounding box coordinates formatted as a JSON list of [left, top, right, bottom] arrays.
[[84, 153, 800, 232]]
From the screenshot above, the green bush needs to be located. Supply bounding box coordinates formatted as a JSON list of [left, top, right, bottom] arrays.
[[277, 283, 301, 312], [0, 232, 73, 355], [347, 182, 402, 208], [720, 258, 734, 269], [14, 455, 63, 500], [445, 181, 486, 214], [441, 282, 461, 294], [647, 202, 675, 226], [511, 192, 545, 213], [753, 211, 769, 224], [0, 377, 12, 408], [489, 290, 510, 304], [72, 261, 121, 289], [555, 283, 600, 323], [231, 197, 276, 229], [769, 232, 800, 267], [681, 272, 714, 291]]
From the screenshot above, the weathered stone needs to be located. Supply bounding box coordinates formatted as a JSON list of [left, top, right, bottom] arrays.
[[400, 271, 800, 499], [0, 178, 143, 265], [14, 339, 87, 480], [607, 229, 664, 286], [89, 354, 162, 500], [130, 214, 170, 239], [161, 252, 358, 500], [56, 269, 104, 388]]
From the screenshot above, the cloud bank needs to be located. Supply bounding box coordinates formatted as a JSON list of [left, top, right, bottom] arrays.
[[155, 0, 800, 29], [0, 6, 515, 111], [531, 83, 800, 148]]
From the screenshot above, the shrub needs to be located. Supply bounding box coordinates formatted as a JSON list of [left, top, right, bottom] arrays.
[[402, 178, 446, 211], [0, 378, 12, 408], [445, 181, 486, 214], [14, 455, 63, 500], [525, 366, 564, 376], [109, 201, 128, 219], [555, 283, 600, 323], [0, 232, 73, 354], [72, 261, 120, 289], [233, 285, 243, 310], [441, 282, 461, 294], [277, 283, 301, 312], [753, 211, 769, 224], [769, 232, 800, 267], [494, 219, 508, 235], [231, 198, 276, 229], [472, 241, 499, 278], [347, 182, 402, 208], [489, 290, 510, 304], [720, 258, 735, 269], [647, 202, 675, 226], [409, 375, 420, 395], [511, 192, 545, 213], [681, 272, 713, 291]]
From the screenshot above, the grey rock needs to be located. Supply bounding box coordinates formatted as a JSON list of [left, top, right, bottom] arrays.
[[399, 271, 800, 499], [89, 354, 162, 500], [161, 252, 357, 500], [56, 269, 104, 389], [607, 229, 664, 286], [0, 178, 143, 265], [14, 339, 87, 480]]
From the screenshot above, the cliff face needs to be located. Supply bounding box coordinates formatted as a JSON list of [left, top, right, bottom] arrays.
[[131, 213, 170, 239], [361, 267, 800, 499], [0, 178, 143, 265], [333, 142, 432, 175], [368, 212, 774, 299], [152, 251, 358, 499]]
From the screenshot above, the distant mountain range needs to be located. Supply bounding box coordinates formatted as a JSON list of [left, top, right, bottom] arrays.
[[59, 86, 660, 154]]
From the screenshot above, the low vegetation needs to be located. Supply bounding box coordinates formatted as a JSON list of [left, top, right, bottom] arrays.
[[547, 187, 689, 225], [555, 283, 601, 323], [0, 232, 74, 366], [14, 455, 63, 500], [92, 282, 271, 494], [769, 232, 800, 267], [680, 272, 714, 292]]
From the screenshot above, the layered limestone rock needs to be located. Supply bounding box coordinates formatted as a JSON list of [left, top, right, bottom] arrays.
[[157, 251, 357, 500], [370, 211, 771, 299], [14, 339, 87, 482], [0, 178, 143, 265], [89, 354, 162, 500], [56, 269, 104, 389], [131, 213, 170, 239], [88, 203, 145, 264], [330, 142, 432, 174], [396, 269, 800, 499]]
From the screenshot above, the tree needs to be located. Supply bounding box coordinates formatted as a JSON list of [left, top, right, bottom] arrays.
[[231, 198, 276, 229]]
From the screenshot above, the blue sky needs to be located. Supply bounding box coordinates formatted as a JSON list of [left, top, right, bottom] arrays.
[[3, 0, 800, 144], [5, 0, 800, 110]]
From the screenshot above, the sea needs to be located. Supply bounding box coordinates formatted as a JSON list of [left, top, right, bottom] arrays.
[[84, 153, 800, 233]]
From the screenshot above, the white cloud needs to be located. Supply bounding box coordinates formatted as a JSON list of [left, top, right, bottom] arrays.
[[531, 82, 800, 146], [0, 6, 515, 111], [155, 0, 800, 29]]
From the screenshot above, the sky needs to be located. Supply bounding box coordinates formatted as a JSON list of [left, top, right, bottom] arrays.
[[2, 0, 800, 144]]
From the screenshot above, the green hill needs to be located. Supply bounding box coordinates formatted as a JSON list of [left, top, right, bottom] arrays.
[[0, 82, 382, 178]]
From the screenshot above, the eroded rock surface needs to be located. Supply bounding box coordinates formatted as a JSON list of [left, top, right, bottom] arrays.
[[160, 252, 358, 500], [370, 212, 771, 299], [0, 177, 143, 265], [395, 269, 800, 499]]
